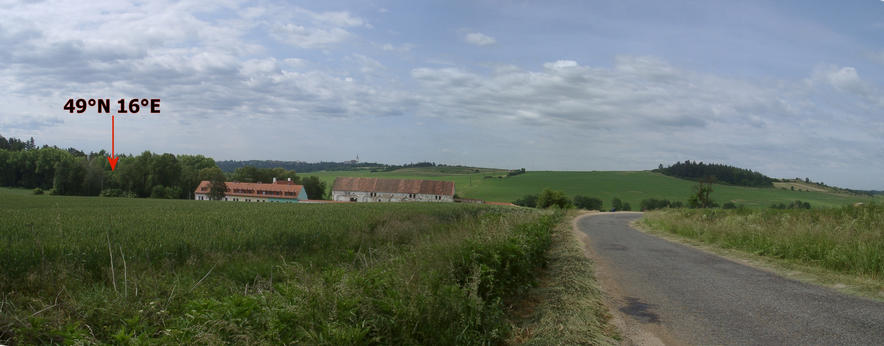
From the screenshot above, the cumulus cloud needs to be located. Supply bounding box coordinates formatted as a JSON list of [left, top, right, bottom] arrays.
[[408, 57, 884, 185], [411, 57, 787, 129], [464, 32, 496, 46], [268, 6, 369, 48], [0, 0, 406, 134]]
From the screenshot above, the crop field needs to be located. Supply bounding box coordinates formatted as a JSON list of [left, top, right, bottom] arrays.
[[641, 205, 884, 279], [310, 169, 877, 208], [0, 188, 559, 344]]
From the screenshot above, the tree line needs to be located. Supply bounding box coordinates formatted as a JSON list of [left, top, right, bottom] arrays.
[[0, 134, 327, 200], [513, 189, 633, 211], [217, 160, 388, 173], [654, 161, 774, 187]]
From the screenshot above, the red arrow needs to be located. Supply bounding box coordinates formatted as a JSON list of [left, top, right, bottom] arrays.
[[107, 115, 119, 171]]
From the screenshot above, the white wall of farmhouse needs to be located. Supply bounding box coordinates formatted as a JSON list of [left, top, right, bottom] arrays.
[[332, 190, 454, 203]]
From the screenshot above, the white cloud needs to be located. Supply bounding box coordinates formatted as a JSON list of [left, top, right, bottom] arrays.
[[265, 5, 368, 48], [408, 57, 883, 186], [464, 32, 496, 46], [0, 0, 409, 136], [271, 24, 352, 49], [379, 42, 413, 53]]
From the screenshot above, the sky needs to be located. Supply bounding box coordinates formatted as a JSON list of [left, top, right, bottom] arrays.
[[0, 0, 882, 189]]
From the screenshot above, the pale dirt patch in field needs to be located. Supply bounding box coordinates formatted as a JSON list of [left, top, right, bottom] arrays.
[[573, 212, 677, 346], [773, 181, 830, 192]]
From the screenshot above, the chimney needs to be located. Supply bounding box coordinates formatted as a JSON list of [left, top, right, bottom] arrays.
[[287, 177, 292, 182], [273, 177, 277, 183]]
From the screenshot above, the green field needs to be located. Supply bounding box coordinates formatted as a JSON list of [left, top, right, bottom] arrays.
[[0, 188, 560, 344], [309, 168, 878, 208]]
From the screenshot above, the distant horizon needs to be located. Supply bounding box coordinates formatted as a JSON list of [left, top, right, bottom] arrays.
[[2, 1, 882, 190], [6, 130, 882, 190]]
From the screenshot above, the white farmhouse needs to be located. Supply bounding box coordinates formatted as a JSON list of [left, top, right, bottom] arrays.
[[331, 177, 455, 202]]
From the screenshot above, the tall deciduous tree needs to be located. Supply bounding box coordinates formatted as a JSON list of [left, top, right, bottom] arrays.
[[537, 188, 573, 209], [688, 181, 714, 208], [301, 176, 327, 200], [200, 167, 227, 200]]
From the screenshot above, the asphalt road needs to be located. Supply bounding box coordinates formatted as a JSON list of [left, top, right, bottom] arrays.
[[578, 213, 884, 345]]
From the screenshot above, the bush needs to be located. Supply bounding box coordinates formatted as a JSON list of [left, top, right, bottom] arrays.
[[32, 188, 43, 195], [573, 195, 603, 210], [640, 198, 672, 211], [150, 185, 167, 199], [611, 198, 623, 211], [621, 202, 632, 211], [537, 189, 572, 209], [770, 200, 811, 210], [722, 201, 737, 209], [513, 194, 538, 208], [149, 185, 180, 199], [100, 188, 123, 197], [687, 182, 714, 208], [671, 201, 684, 208]]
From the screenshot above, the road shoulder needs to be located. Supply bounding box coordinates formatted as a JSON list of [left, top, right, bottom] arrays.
[[631, 215, 884, 303], [509, 211, 619, 345], [572, 212, 679, 346]]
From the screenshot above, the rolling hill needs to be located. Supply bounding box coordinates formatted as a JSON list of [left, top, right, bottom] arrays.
[[307, 168, 879, 209]]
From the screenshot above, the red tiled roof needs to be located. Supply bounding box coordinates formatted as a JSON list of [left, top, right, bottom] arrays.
[[195, 180, 303, 199], [332, 177, 455, 196]]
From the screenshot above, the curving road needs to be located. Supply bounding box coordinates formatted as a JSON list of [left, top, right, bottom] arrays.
[[577, 213, 884, 345]]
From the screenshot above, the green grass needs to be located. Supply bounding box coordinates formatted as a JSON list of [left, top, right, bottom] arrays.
[[310, 169, 877, 208], [0, 188, 562, 344], [640, 206, 884, 279], [510, 212, 617, 345]]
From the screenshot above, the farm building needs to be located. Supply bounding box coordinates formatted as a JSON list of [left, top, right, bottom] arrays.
[[331, 177, 455, 203], [194, 178, 308, 202]]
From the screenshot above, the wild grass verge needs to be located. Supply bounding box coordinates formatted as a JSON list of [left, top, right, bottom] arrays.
[[640, 205, 884, 279], [0, 189, 561, 344], [509, 212, 617, 345]]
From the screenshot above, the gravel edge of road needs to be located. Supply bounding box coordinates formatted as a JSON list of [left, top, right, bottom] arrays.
[[572, 212, 680, 346]]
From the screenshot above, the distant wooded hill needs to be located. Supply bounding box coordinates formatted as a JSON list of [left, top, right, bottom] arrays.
[[653, 161, 775, 188], [216, 160, 385, 173], [216, 160, 451, 173]]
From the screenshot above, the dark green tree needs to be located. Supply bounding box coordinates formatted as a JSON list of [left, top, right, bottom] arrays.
[[148, 153, 181, 194], [688, 182, 714, 208], [574, 195, 603, 210], [513, 194, 538, 208], [611, 198, 623, 211], [200, 167, 227, 200], [179, 155, 217, 199], [537, 189, 573, 209], [302, 176, 327, 200]]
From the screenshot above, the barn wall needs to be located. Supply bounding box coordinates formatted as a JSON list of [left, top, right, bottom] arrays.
[[194, 193, 300, 203], [331, 190, 454, 203]]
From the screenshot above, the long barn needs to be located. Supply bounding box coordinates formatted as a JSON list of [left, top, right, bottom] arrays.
[[194, 178, 308, 202], [331, 177, 455, 203]]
